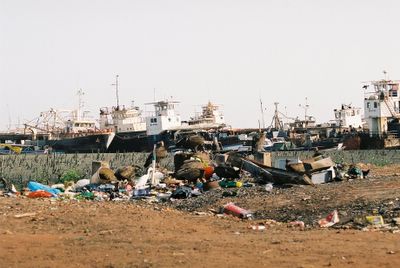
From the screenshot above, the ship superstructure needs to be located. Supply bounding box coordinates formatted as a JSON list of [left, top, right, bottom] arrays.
[[334, 104, 362, 129], [99, 104, 146, 133], [363, 78, 400, 137], [187, 101, 225, 127], [145, 100, 182, 136]]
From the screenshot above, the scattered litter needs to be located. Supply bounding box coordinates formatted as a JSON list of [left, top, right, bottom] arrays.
[[171, 186, 192, 199], [249, 225, 266, 231], [2, 142, 400, 235], [318, 210, 339, 228], [365, 215, 384, 226], [265, 183, 273, 193], [194, 211, 208, 216], [288, 221, 305, 229], [27, 181, 60, 197], [75, 179, 90, 190], [223, 202, 253, 219], [219, 180, 243, 188], [28, 190, 53, 198], [14, 212, 37, 218]]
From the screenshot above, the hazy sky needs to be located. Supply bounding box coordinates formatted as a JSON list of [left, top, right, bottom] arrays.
[[1, 0, 400, 130]]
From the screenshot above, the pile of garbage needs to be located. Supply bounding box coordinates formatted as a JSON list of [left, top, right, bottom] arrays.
[[2, 142, 398, 232]]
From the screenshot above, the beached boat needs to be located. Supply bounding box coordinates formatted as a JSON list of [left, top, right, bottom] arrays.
[[23, 91, 115, 153], [99, 104, 148, 152]]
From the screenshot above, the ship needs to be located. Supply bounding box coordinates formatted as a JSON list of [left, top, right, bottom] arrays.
[[146, 100, 231, 150], [100, 76, 183, 152], [185, 101, 226, 128], [99, 103, 148, 152], [44, 128, 114, 153], [23, 90, 115, 153], [358, 74, 400, 149], [99, 75, 184, 152], [100, 98, 230, 152]]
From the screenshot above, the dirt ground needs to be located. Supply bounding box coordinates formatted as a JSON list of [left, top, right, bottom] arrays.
[[1, 165, 400, 268]]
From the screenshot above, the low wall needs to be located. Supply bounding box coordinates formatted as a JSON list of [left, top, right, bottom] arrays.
[[0, 152, 173, 186], [271, 150, 400, 166], [1, 150, 400, 187]]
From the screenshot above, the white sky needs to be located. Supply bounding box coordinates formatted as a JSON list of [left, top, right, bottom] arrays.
[[1, 0, 400, 130]]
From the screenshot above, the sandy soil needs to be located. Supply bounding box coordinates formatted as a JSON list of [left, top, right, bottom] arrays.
[[0, 165, 400, 268]]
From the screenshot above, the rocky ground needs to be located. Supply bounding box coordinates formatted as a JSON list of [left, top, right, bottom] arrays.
[[0, 164, 400, 267]]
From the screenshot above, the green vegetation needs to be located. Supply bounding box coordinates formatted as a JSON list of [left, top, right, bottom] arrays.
[[60, 169, 83, 183]]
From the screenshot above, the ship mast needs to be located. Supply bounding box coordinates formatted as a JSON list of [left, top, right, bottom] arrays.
[[77, 89, 84, 121], [259, 98, 266, 130], [111, 75, 120, 108], [383, 70, 388, 81], [299, 97, 310, 129], [271, 102, 284, 130]]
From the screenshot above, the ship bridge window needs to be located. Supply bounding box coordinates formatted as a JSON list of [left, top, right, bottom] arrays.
[[374, 102, 378, 108], [367, 102, 370, 108], [150, 118, 157, 123], [390, 90, 398, 97]]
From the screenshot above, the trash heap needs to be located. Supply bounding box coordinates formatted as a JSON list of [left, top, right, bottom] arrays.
[[1, 142, 399, 233]]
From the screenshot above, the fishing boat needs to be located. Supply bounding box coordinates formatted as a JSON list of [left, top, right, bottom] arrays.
[[103, 99, 230, 152], [99, 75, 153, 152], [23, 90, 115, 153], [359, 73, 400, 149], [99, 103, 148, 152], [149, 100, 232, 150]]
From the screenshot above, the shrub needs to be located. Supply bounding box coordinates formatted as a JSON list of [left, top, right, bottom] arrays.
[[60, 169, 82, 183]]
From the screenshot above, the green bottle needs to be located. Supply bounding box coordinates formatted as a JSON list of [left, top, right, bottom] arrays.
[[219, 181, 243, 188]]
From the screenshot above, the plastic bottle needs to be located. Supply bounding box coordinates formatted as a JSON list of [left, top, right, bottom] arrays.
[[219, 181, 243, 188], [223, 202, 253, 219]]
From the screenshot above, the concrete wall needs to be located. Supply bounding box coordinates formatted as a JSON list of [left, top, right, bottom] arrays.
[[0, 152, 173, 187], [271, 150, 400, 167], [1, 150, 400, 188]]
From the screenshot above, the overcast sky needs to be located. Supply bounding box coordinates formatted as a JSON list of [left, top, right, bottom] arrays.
[[1, 0, 400, 130]]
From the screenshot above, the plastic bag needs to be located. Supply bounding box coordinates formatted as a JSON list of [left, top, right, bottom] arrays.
[[28, 190, 53, 198], [27, 181, 60, 197]]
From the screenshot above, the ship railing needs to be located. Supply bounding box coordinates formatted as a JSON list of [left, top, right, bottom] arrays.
[[367, 130, 400, 139], [63, 129, 113, 137], [387, 130, 400, 139]]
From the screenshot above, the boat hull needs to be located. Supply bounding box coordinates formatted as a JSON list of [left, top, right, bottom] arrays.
[[107, 131, 180, 152], [107, 131, 151, 152], [46, 133, 115, 153]]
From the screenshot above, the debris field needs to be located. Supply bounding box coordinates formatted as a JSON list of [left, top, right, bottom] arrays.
[[1, 149, 400, 267]]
